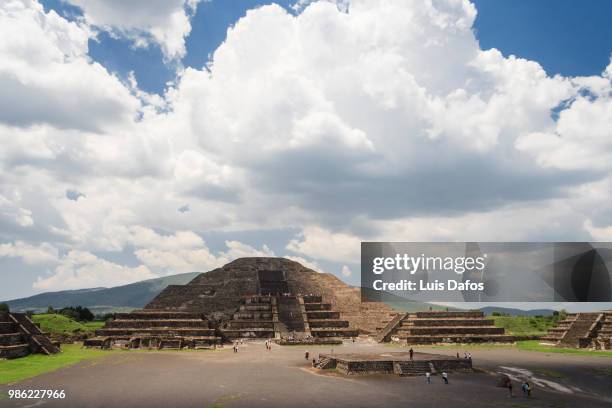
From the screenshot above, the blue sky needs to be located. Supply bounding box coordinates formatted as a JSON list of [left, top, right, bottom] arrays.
[[42, 0, 612, 95]]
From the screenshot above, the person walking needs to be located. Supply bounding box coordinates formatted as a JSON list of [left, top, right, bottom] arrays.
[[507, 380, 513, 398], [425, 372, 431, 384], [305, 350, 309, 360], [442, 372, 448, 384], [409, 347, 414, 361], [522, 381, 531, 397]]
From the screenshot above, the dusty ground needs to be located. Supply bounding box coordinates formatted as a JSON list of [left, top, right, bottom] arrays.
[[1, 339, 611, 408]]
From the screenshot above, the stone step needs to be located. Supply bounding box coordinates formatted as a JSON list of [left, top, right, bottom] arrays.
[[0, 322, 18, 334], [0, 333, 24, 346], [307, 319, 349, 328], [304, 303, 332, 311], [394, 334, 515, 344], [414, 311, 484, 319], [233, 312, 273, 319], [240, 305, 272, 311], [226, 321, 275, 329], [396, 326, 505, 335], [306, 311, 340, 319], [0, 343, 30, 359], [310, 328, 359, 337], [107, 319, 211, 328], [393, 361, 434, 376], [114, 312, 205, 320], [222, 328, 275, 339], [402, 319, 495, 327], [96, 328, 215, 336]]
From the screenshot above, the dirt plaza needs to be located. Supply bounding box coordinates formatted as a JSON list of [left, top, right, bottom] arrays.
[[2, 339, 611, 408]]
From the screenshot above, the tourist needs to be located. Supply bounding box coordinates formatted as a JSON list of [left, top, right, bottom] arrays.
[[456, 352, 460, 359], [312, 358, 316, 367], [507, 380, 513, 397], [442, 372, 448, 384], [522, 381, 531, 397], [409, 347, 414, 361], [305, 350, 309, 360], [233, 343, 238, 353], [425, 372, 431, 384]]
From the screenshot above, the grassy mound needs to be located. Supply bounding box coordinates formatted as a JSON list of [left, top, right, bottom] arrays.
[[492, 315, 559, 336], [31, 314, 104, 336]]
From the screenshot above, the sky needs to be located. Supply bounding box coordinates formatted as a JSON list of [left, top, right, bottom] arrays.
[[1, 0, 612, 312]]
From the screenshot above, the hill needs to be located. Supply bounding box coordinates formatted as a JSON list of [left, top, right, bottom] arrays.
[[3, 272, 200, 314], [31, 314, 104, 336], [479, 306, 556, 316]]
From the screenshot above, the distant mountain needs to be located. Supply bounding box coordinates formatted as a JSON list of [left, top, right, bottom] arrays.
[[3, 272, 200, 314], [479, 306, 557, 316]]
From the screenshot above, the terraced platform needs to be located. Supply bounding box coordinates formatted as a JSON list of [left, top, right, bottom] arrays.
[[0, 312, 59, 359], [376, 311, 512, 344], [541, 311, 612, 349], [85, 310, 221, 349]]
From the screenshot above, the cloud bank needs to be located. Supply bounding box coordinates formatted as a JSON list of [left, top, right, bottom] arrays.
[[1, 0, 611, 294]]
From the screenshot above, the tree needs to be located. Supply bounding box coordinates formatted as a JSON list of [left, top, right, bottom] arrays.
[[59, 306, 95, 321], [60, 308, 79, 320], [47, 306, 56, 314], [76, 306, 94, 321], [0, 302, 9, 313]]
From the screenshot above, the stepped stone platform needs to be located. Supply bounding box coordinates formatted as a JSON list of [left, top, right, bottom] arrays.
[[317, 351, 472, 376], [146, 258, 384, 342], [541, 311, 612, 349], [376, 311, 513, 344], [85, 310, 221, 349], [0, 312, 60, 359]]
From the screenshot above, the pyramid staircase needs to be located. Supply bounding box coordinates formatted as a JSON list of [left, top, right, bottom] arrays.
[[221, 295, 277, 339], [376, 311, 513, 344], [0, 312, 60, 359], [85, 310, 220, 349], [393, 360, 436, 376], [541, 311, 612, 349]]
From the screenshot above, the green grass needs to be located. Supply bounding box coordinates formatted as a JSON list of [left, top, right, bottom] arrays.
[[516, 340, 612, 357], [31, 314, 104, 336], [492, 315, 559, 336], [400, 341, 612, 357], [0, 344, 108, 385]]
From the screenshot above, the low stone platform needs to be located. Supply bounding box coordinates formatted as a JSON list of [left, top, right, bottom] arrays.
[[317, 351, 472, 376], [277, 338, 342, 346]]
